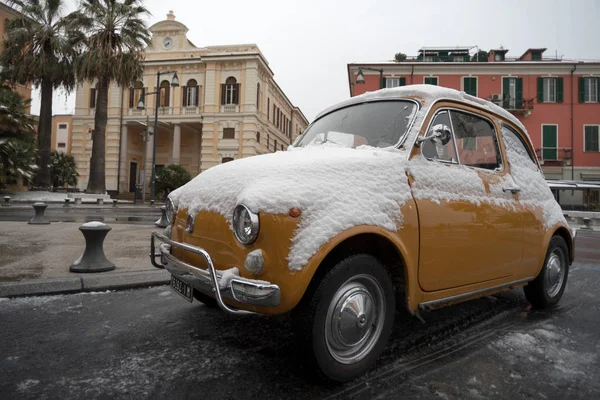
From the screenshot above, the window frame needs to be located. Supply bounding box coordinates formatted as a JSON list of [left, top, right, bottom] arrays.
[[462, 76, 478, 97], [584, 125, 600, 152], [584, 77, 599, 103], [424, 76, 439, 86], [543, 77, 557, 103], [223, 128, 235, 140], [541, 124, 559, 160], [385, 78, 400, 88], [420, 107, 504, 173]]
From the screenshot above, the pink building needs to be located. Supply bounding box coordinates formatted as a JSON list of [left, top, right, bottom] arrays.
[[348, 46, 600, 208]]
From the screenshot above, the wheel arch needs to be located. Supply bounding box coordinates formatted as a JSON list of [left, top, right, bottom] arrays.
[[553, 226, 575, 265]]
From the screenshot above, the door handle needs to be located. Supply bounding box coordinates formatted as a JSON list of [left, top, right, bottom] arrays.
[[502, 186, 521, 194]]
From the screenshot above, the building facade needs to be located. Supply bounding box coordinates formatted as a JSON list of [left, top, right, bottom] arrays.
[[72, 11, 308, 195], [348, 47, 600, 207], [0, 1, 33, 108], [50, 114, 73, 154]]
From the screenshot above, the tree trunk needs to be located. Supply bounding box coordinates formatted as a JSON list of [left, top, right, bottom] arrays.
[[34, 80, 53, 189], [87, 77, 110, 194]]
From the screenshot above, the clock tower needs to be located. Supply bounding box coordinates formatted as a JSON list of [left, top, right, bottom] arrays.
[[147, 10, 195, 53]]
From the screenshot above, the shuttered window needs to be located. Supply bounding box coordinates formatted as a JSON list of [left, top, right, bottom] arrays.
[[221, 77, 240, 105], [385, 77, 406, 88], [502, 77, 523, 109], [584, 126, 600, 152], [542, 125, 558, 160], [538, 77, 563, 103], [463, 77, 477, 97], [424, 77, 438, 85], [579, 77, 599, 103]]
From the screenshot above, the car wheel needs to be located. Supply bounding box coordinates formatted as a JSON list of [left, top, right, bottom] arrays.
[[193, 289, 218, 308], [524, 236, 569, 309], [293, 254, 396, 382]]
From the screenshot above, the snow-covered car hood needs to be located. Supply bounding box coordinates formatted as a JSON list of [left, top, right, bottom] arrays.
[[169, 145, 413, 270]]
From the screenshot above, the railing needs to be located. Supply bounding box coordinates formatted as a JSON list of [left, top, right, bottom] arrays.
[[126, 106, 203, 117], [535, 147, 572, 162], [492, 95, 534, 112], [221, 104, 239, 113]]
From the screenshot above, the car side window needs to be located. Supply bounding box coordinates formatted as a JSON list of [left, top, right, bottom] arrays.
[[501, 125, 540, 172], [421, 111, 458, 163], [450, 110, 502, 171]]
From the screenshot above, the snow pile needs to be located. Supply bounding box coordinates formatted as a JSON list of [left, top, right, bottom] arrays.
[[170, 146, 412, 270], [81, 221, 108, 228], [501, 127, 566, 229]]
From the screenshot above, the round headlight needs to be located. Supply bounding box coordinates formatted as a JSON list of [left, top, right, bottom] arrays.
[[165, 197, 177, 225], [232, 204, 259, 244]]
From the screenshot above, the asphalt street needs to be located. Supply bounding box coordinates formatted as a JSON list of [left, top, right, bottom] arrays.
[[1, 231, 599, 399]]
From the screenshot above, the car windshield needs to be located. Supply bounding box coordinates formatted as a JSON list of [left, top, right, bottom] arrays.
[[294, 100, 417, 148]]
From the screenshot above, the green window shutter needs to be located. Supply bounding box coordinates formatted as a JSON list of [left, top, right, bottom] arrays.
[[537, 77, 544, 103], [556, 78, 564, 103], [585, 126, 600, 152], [542, 125, 558, 160], [578, 77, 585, 103], [399, 77, 406, 86], [464, 77, 477, 96], [380, 75, 385, 89], [502, 77, 510, 108], [516, 78, 523, 107]]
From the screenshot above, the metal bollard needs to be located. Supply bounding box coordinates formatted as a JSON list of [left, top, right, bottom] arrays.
[[155, 206, 169, 228], [2, 196, 10, 207], [112, 199, 118, 208], [74, 197, 82, 205], [70, 222, 115, 272], [150, 199, 155, 207], [96, 198, 104, 206], [64, 198, 71, 208], [28, 202, 50, 225], [583, 217, 592, 230]]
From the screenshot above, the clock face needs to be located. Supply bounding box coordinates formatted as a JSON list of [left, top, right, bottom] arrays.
[[163, 37, 173, 49]]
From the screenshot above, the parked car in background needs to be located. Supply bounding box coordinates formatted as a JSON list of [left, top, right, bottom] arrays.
[[151, 85, 575, 381]]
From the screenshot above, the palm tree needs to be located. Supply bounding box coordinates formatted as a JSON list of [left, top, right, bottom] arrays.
[[70, 0, 151, 194], [0, 86, 35, 140], [50, 150, 79, 188], [0, 0, 81, 189]]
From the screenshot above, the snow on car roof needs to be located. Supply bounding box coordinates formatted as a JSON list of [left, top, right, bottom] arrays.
[[314, 84, 527, 134]]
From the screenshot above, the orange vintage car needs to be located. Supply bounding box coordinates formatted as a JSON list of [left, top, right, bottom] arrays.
[[151, 85, 575, 381]]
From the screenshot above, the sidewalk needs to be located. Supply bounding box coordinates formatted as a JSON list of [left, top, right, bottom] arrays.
[[0, 222, 169, 297]]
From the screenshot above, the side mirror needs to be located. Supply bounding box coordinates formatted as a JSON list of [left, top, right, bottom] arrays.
[[416, 124, 452, 146]]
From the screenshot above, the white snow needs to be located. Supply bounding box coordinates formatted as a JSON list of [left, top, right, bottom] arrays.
[[81, 221, 108, 228], [171, 145, 412, 270], [219, 267, 240, 289]]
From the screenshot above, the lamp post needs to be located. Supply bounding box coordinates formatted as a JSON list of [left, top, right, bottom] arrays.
[[355, 67, 385, 89], [137, 70, 179, 202]]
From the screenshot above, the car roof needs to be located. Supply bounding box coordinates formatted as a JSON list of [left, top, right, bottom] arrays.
[[314, 84, 527, 134]]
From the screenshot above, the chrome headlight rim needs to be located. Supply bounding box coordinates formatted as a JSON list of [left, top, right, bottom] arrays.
[[165, 197, 177, 225], [233, 204, 259, 245]]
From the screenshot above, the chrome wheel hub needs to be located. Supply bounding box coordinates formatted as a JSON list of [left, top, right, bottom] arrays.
[[545, 249, 565, 298], [325, 274, 385, 364]]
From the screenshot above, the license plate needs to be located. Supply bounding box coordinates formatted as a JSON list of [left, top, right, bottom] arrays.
[[170, 275, 193, 302]]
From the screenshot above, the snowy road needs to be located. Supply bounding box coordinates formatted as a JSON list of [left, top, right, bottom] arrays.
[[1, 233, 599, 399]]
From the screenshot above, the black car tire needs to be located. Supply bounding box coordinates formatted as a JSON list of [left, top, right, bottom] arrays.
[[524, 235, 569, 309], [293, 254, 396, 382]]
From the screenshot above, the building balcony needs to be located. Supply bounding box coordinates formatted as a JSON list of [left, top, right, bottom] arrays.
[[535, 147, 572, 165], [126, 106, 204, 117], [220, 104, 240, 113], [489, 95, 534, 114]]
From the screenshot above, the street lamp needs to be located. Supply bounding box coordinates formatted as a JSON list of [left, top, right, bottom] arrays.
[[136, 70, 179, 202], [356, 67, 385, 89]]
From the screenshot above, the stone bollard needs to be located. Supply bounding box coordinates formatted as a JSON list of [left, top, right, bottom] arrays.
[[74, 197, 82, 205], [155, 205, 169, 228], [112, 199, 118, 208], [28, 202, 50, 225], [96, 198, 104, 206], [583, 217, 592, 230], [70, 222, 115, 273], [64, 198, 71, 208], [2, 196, 10, 207], [150, 199, 155, 207]]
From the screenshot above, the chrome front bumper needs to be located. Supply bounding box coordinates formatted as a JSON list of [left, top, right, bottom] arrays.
[[150, 232, 280, 315]]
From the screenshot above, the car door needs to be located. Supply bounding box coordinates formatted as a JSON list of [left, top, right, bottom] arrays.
[[408, 106, 524, 292]]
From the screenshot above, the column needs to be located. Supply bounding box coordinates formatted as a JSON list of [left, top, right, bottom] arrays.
[[118, 124, 128, 193], [172, 124, 181, 165], [144, 128, 154, 191]]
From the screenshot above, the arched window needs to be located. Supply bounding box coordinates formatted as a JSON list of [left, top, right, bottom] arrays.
[[256, 83, 261, 111], [222, 157, 234, 163], [129, 81, 144, 109], [221, 77, 239, 105], [256, 132, 260, 143], [160, 80, 170, 107], [183, 79, 199, 107]]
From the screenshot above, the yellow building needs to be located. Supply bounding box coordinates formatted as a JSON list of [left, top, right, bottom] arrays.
[[50, 114, 73, 154], [71, 11, 308, 195]]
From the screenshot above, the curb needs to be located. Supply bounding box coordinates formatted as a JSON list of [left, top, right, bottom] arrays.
[[0, 269, 170, 298]]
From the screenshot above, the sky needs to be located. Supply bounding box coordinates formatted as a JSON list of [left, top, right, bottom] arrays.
[[30, 0, 600, 122]]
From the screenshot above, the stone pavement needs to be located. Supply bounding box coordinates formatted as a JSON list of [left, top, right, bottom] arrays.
[[0, 222, 169, 297]]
